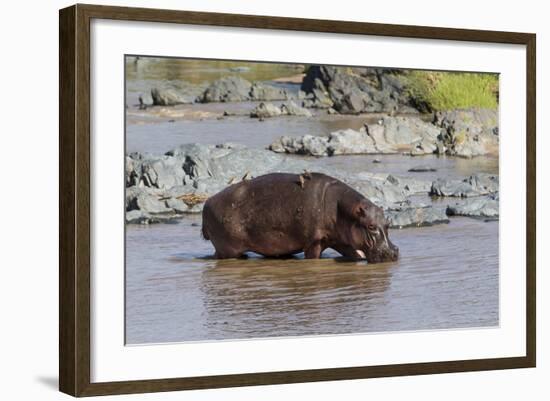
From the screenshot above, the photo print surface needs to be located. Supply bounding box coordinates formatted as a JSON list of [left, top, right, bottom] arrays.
[[124, 56, 499, 344]]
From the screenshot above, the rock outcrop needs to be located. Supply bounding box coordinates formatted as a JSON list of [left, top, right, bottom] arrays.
[[387, 206, 450, 228], [150, 82, 207, 106], [430, 174, 499, 197], [269, 116, 441, 156], [200, 76, 292, 103], [125, 143, 309, 223], [433, 109, 499, 158], [250, 102, 283, 118], [446, 196, 499, 218], [269, 109, 498, 158], [300, 66, 420, 114]]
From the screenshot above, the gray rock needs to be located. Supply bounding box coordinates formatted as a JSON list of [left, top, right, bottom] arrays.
[[312, 89, 334, 109], [127, 143, 233, 190], [192, 177, 228, 196], [125, 209, 182, 225], [433, 109, 499, 157], [200, 76, 253, 102], [250, 102, 283, 118], [125, 186, 162, 208], [139, 156, 187, 189], [387, 206, 450, 228], [126, 188, 172, 214], [431, 174, 499, 197], [408, 166, 437, 172], [364, 124, 398, 154], [125, 144, 311, 224], [166, 144, 227, 180], [367, 116, 441, 155], [209, 148, 306, 180], [165, 142, 229, 158], [165, 197, 190, 213], [468, 173, 500, 194], [301, 66, 419, 114], [385, 174, 432, 194], [172, 144, 305, 181], [346, 176, 408, 208], [249, 82, 290, 101], [151, 87, 198, 106], [431, 178, 477, 197], [269, 116, 441, 157], [269, 129, 378, 157], [269, 135, 329, 156], [301, 135, 330, 157], [300, 78, 333, 109], [267, 135, 292, 154], [126, 156, 140, 187], [165, 197, 204, 214], [446, 196, 499, 218], [126, 210, 150, 224], [327, 129, 377, 155], [200, 77, 291, 103], [336, 90, 368, 114], [281, 101, 312, 117]]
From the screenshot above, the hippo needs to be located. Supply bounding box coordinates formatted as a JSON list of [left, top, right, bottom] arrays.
[[201, 172, 398, 263]]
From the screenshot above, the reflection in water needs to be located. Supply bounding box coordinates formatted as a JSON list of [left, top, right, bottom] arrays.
[[125, 217, 498, 344], [199, 258, 394, 339]]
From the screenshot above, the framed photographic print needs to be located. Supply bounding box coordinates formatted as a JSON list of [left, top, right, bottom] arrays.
[[59, 4, 536, 397]]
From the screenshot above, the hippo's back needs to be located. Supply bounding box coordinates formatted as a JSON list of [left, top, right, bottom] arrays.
[[202, 172, 337, 242]]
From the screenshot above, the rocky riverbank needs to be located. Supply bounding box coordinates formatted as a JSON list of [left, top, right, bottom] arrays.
[[125, 143, 499, 228], [138, 67, 420, 112], [136, 67, 430, 111], [131, 65, 498, 159], [269, 109, 498, 158], [147, 76, 296, 106], [300, 66, 422, 114]]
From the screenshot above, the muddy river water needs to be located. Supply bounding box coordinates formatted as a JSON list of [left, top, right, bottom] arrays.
[[125, 58, 499, 344]]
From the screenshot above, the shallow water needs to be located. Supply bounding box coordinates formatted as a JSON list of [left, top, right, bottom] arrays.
[[126, 57, 303, 106], [126, 217, 498, 344], [126, 57, 304, 85], [125, 58, 499, 344], [126, 102, 380, 152]]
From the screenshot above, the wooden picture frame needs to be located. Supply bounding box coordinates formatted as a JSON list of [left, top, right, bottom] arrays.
[[59, 3, 536, 397]]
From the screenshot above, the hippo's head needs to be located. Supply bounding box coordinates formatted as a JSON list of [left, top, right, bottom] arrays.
[[343, 199, 399, 263]]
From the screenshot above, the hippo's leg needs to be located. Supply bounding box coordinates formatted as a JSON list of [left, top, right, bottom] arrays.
[[304, 242, 323, 259], [213, 245, 246, 259]]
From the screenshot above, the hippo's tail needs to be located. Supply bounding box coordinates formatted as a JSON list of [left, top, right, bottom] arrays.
[[201, 224, 210, 240]]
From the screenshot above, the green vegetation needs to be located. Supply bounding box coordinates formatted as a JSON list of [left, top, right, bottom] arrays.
[[406, 71, 499, 111]]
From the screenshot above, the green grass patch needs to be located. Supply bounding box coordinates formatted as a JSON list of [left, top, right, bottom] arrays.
[[406, 71, 499, 111]]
